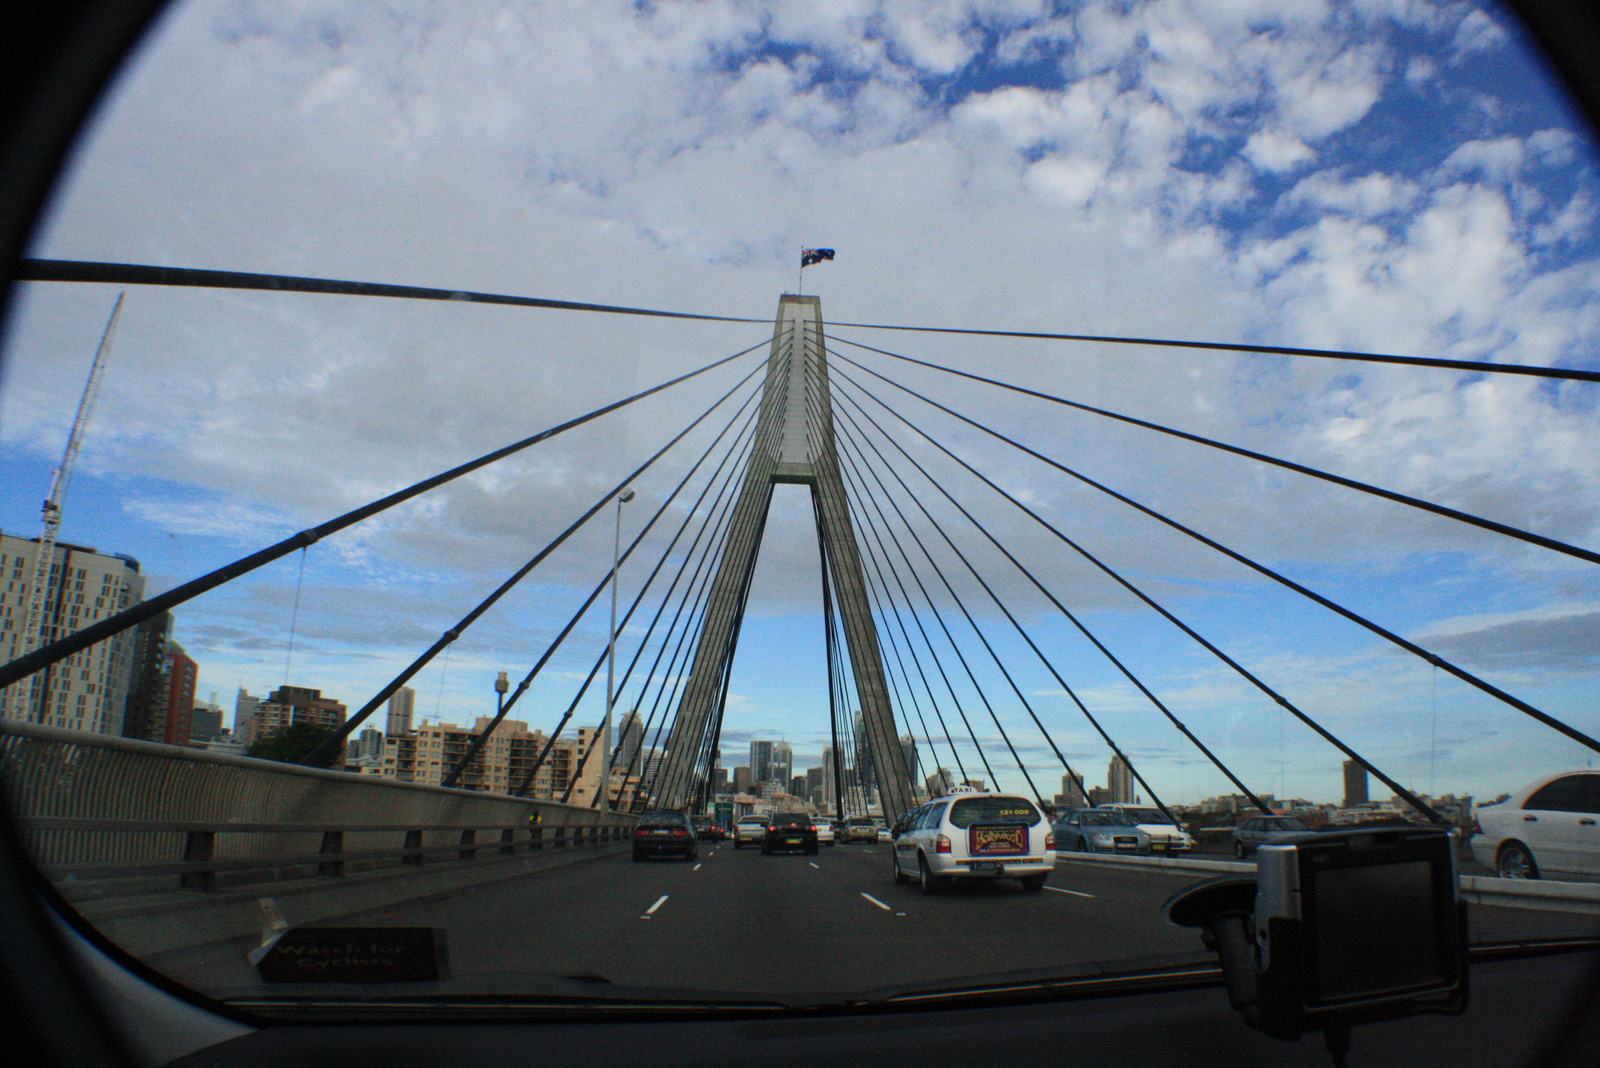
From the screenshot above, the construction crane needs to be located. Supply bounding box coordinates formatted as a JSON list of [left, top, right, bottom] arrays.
[[11, 292, 125, 722]]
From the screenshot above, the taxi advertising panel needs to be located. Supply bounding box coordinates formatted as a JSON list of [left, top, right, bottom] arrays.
[[969, 824, 1028, 856]]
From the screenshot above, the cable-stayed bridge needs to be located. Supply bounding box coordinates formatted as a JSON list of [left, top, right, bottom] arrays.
[[2, 259, 1598, 998]]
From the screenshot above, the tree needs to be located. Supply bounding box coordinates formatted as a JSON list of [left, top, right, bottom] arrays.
[[248, 721, 340, 767]]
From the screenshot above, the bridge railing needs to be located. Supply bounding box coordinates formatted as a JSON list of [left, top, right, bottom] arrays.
[[0, 720, 634, 899]]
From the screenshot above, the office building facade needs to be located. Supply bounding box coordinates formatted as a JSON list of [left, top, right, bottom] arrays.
[[0, 533, 145, 735]]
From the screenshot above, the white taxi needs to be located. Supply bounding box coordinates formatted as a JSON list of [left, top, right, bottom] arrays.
[[891, 786, 1055, 893]]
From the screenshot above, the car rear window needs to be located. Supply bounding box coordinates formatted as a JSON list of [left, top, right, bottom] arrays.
[[771, 814, 810, 826], [948, 797, 1042, 828]]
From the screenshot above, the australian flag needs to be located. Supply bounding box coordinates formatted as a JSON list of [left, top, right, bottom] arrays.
[[801, 248, 835, 267]]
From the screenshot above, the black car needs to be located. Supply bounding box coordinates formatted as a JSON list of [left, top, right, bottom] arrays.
[[761, 813, 819, 855], [632, 810, 699, 862], [691, 818, 723, 841]]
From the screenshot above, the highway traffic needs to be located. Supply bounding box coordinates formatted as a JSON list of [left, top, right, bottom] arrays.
[[149, 839, 1600, 1004]]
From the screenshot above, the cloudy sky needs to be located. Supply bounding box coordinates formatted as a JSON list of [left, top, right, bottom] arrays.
[[3, 0, 1598, 808]]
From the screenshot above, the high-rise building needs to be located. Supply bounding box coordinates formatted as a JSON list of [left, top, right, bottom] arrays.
[[615, 710, 644, 772], [771, 741, 793, 785], [380, 718, 610, 801], [749, 740, 775, 783], [121, 611, 171, 742], [355, 727, 385, 767], [898, 734, 918, 783], [926, 767, 955, 796], [235, 688, 262, 745], [852, 711, 877, 788], [247, 685, 347, 746], [0, 533, 145, 735], [159, 642, 199, 746], [733, 765, 753, 794], [385, 686, 415, 737], [1343, 759, 1369, 808], [1108, 756, 1135, 804], [189, 702, 224, 743], [1058, 771, 1087, 808]]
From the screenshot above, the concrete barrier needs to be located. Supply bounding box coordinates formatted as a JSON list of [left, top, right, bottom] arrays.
[[1057, 851, 1600, 914], [2, 720, 639, 955]]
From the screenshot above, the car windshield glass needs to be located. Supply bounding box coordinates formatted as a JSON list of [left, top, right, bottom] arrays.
[[4, 0, 1599, 1025], [1080, 811, 1135, 827]]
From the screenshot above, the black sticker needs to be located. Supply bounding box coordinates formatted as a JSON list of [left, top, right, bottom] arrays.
[[256, 927, 447, 984]]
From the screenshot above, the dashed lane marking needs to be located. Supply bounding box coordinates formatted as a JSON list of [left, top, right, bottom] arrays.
[[860, 892, 894, 912], [693, 863, 702, 871], [808, 862, 820, 869], [1044, 886, 1095, 898], [639, 894, 670, 920]]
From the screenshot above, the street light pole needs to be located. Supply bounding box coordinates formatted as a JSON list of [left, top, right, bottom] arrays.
[[603, 488, 634, 811]]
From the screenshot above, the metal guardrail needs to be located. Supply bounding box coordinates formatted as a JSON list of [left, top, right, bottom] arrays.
[[1, 719, 633, 897]]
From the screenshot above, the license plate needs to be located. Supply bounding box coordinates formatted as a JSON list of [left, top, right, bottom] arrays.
[[650, 829, 671, 835], [785, 837, 800, 844], [970, 861, 999, 872], [1151, 841, 1166, 851]]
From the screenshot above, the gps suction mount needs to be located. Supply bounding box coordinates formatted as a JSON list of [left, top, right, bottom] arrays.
[[1163, 826, 1469, 1067]]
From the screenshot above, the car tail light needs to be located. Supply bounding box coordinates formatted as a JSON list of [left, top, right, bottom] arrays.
[[1045, 831, 1056, 850], [635, 828, 649, 837], [672, 828, 688, 837], [936, 834, 951, 854]]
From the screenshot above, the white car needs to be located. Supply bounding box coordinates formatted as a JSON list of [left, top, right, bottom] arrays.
[[731, 815, 769, 849], [1095, 804, 1196, 853], [891, 787, 1055, 893], [813, 818, 837, 846], [1471, 770, 1600, 879]]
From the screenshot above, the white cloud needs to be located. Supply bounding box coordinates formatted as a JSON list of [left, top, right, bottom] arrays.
[[4, 0, 1598, 805], [1243, 129, 1315, 172]]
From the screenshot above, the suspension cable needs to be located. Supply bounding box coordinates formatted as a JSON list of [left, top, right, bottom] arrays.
[[302, 355, 768, 765], [442, 381, 763, 786], [830, 334, 1600, 569], [832, 418, 1046, 805], [524, 347, 790, 799], [0, 339, 768, 691], [831, 363, 1445, 822], [818, 314, 1600, 384], [20, 258, 766, 326], [837, 359, 1600, 759], [831, 397, 1100, 811]]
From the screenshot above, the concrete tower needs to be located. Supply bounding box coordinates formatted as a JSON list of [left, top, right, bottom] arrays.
[[656, 296, 914, 820]]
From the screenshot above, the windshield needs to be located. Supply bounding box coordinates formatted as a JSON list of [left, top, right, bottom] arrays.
[[1076, 811, 1138, 828], [3, 0, 1599, 1026]]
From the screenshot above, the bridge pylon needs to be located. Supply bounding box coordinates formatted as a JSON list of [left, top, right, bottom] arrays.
[[656, 295, 914, 820]]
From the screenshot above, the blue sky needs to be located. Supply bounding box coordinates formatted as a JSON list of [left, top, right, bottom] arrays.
[[3, 0, 1599, 807]]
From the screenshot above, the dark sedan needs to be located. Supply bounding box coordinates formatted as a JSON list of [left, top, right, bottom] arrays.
[[632, 810, 699, 862], [761, 813, 819, 855]]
